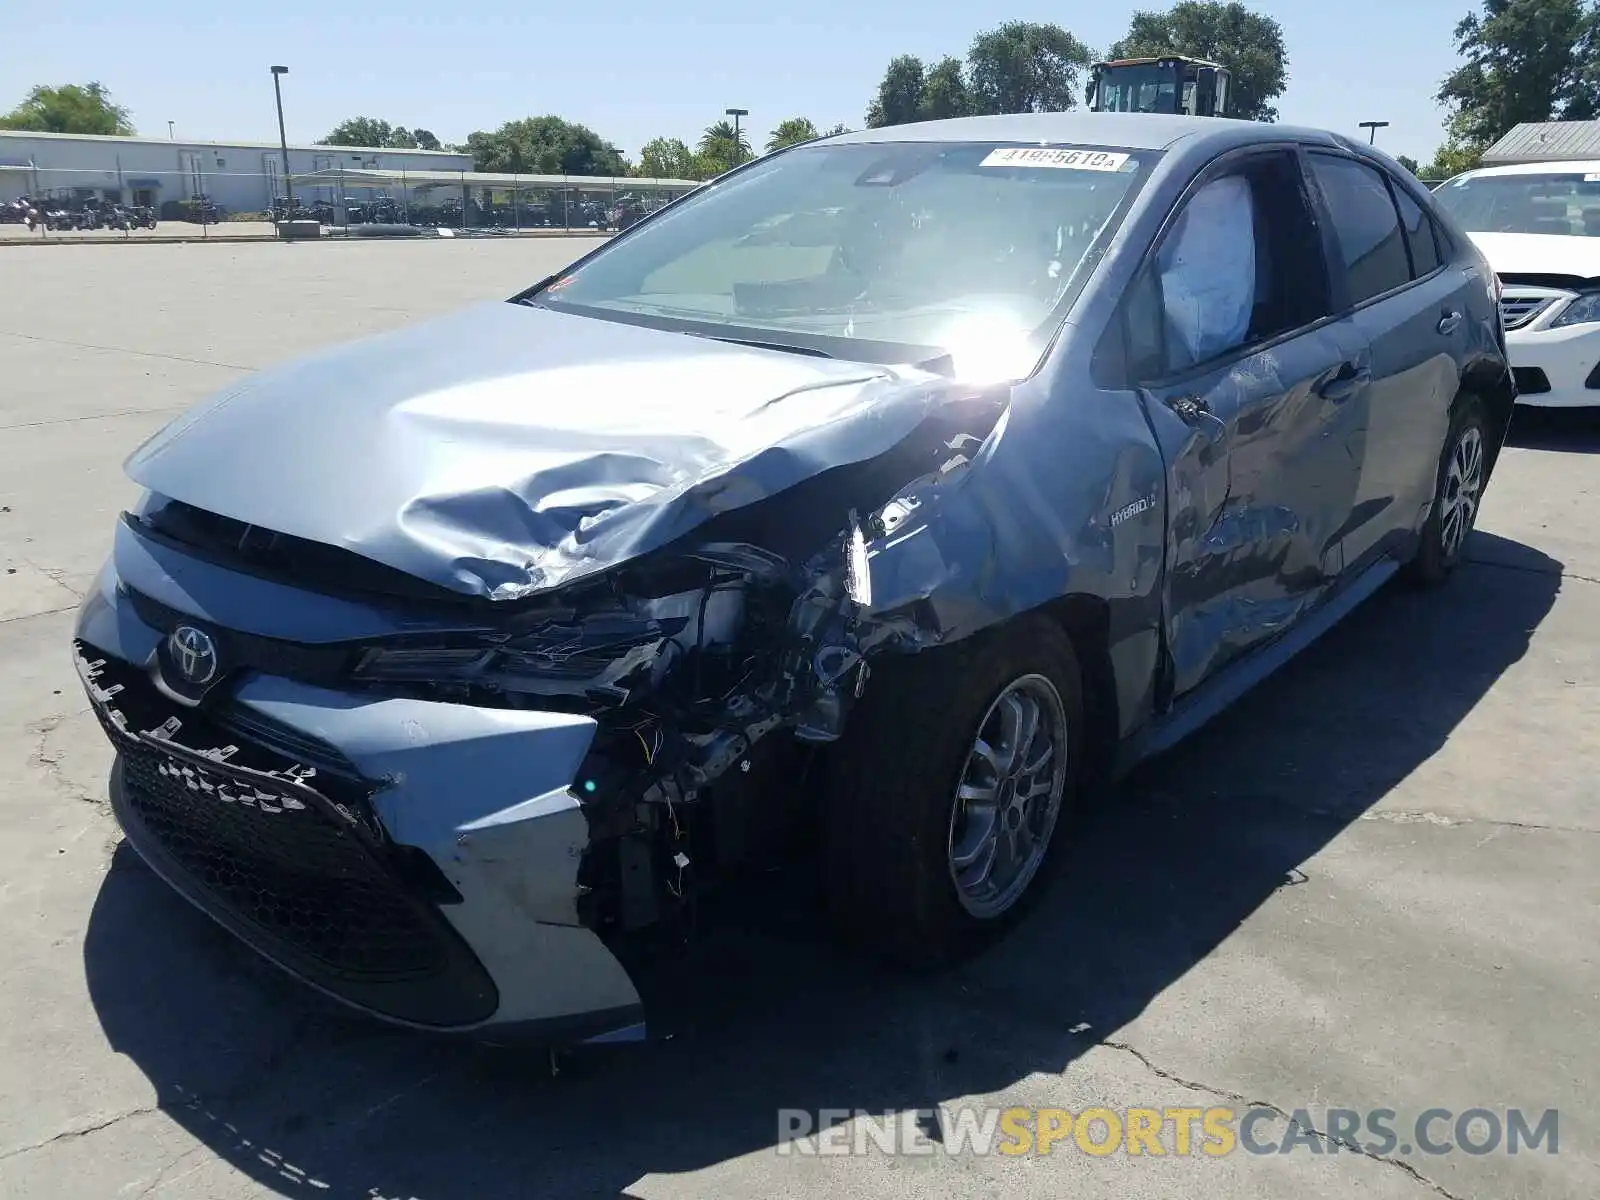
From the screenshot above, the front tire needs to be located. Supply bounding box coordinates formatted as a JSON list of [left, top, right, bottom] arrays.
[[822, 617, 1085, 968], [1403, 397, 1490, 587]]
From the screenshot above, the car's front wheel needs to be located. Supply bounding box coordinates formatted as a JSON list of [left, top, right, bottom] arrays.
[[822, 617, 1085, 967], [1403, 396, 1490, 587]]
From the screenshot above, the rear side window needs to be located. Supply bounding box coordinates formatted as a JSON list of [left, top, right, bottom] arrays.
[[1307, 153, 1411, 305], [1394, 186, 1443, 277]]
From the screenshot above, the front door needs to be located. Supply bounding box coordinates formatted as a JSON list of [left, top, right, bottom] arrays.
[[1130, 148, 1369, 698]]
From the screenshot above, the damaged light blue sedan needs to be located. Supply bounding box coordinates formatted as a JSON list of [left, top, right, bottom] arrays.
[[74, 113, 1513, 1043]]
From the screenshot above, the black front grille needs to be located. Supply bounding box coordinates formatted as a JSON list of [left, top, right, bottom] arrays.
[[1513, 366, 1552, 394], [80, 643, 498, 1027], [119, 742, 442, 978]]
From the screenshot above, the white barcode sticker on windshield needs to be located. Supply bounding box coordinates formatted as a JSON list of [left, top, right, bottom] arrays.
[[980, 147, 1131, 172], [1585, 172, 1600, 182]]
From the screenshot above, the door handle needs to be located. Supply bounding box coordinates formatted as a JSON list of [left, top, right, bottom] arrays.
[[1437, 310, 1464, 335]]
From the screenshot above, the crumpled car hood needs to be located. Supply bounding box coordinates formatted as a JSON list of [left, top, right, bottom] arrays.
[[126, 301, 968, 601]]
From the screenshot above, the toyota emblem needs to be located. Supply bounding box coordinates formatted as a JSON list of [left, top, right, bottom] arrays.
[[168, 625, 219, 686]]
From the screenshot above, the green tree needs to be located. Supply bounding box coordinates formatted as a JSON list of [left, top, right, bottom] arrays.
[[1395, 153, 1422, 175], [966, 21, 1094, 115], [1104, 1, 1289, 121], [821, 123, 853, 136], [637, 136, 700, 178], [1424, 115, 1489, 179], [319, 117, 396, 147], [920, 56, 974, 119], [867, 55, 928, 127], [0, 82, 133, 135], [319, 118, 446, 150], [697, 118, 751, 175], [767, 117, 820, 150], [1437, 0, 1600, 160], [464, 116, 627, 176]]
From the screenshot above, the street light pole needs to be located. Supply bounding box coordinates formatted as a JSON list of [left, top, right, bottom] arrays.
[[725, 107, 749, 164], [270, 66, 293, 214], [1359, 120, 1390, 145], [167, 120, 175, 140]]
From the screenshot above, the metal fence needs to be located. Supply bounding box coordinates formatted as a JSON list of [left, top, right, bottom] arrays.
[[0, 164, 699, 236]]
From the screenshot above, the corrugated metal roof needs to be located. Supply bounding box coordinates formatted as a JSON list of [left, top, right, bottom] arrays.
[[289, 167, 698, 190], [0, 129, 467, 158], [1483, 121, 1600, 164]]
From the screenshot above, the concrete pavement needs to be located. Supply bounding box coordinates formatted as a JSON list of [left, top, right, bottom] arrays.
[[0, 240, 1595, 1199]]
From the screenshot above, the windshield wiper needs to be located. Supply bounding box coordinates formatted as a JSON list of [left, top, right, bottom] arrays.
[[688, 332, 836, 358]]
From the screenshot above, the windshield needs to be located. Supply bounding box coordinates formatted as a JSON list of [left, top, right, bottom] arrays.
[[1095, 66, 1179, 115], [1434, 170, 1600, 237], [526, 140, 1155, 380]]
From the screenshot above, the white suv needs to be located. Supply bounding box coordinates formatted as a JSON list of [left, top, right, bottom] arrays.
[[1434, 159, 1600, 407]]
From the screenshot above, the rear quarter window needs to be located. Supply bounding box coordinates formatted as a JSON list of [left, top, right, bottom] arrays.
[[1394, 186, 1443, 277]]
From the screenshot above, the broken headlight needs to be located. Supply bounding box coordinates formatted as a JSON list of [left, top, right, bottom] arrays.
[[351, 612, 691, 691]]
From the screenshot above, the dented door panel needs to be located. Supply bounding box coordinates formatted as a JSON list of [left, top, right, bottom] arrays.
[[1140, 318, 1368, 698]]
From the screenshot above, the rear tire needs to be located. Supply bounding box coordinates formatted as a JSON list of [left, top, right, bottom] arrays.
[[822, 616, 1086, 968], [1402, 397, 1490, 588]]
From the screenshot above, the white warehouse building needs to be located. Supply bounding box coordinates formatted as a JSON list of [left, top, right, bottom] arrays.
[[0, 129, 472, 215]]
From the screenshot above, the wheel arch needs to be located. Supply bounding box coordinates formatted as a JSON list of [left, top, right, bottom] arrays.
[[1031, 593, 1121, 793], [1460, 357, 1515, 472]]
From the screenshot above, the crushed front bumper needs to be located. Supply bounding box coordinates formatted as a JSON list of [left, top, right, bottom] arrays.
[[74, 572, 644, 1042]]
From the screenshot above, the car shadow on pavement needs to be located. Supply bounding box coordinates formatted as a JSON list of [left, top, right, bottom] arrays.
[[81, 530, 1561, 1199], [1505, 405, 1600, 453]]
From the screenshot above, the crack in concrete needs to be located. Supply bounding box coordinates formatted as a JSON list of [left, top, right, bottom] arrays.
[[0, 603, 77, 625], [26, 708, 102, 807], [1352, 809, 1600, 837], [0, 329, 254, 373], [1100, 1039, 1469, 1200], [27, 561, 84, 600], [128, 1144, 208, 1199], [0, 1012, 327, 1172], [1, 403, 192, 433], [0, 1104, 163, 1161], [1464, 554, 1600, 587]]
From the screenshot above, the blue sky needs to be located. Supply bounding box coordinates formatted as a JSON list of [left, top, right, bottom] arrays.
[[2, 2, 1469, 161]]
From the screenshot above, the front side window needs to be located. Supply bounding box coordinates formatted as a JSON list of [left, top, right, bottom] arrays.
[[1308, 153, 1412, 305], [1133, 150, 1333, 377], [1157, 174, 1257, 367], [528, 141, 1155, 380], [1434, 170, 1600, 237]]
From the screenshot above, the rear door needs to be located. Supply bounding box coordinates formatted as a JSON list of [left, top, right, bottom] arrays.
[[1302, 151, 1468, 570], [1126, 147, 1370, 697]]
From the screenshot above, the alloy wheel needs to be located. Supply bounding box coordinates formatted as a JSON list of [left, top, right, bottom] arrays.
[[1440, 424, 1485, 560], [947, 674, 1070, 919]]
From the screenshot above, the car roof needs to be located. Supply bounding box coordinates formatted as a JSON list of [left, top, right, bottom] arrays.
[[825, 112, 1345, 155], [1454, 159, 1600, 179]]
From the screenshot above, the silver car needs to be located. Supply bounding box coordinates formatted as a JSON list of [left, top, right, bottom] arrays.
[[74, 112, 1513, 1042]]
